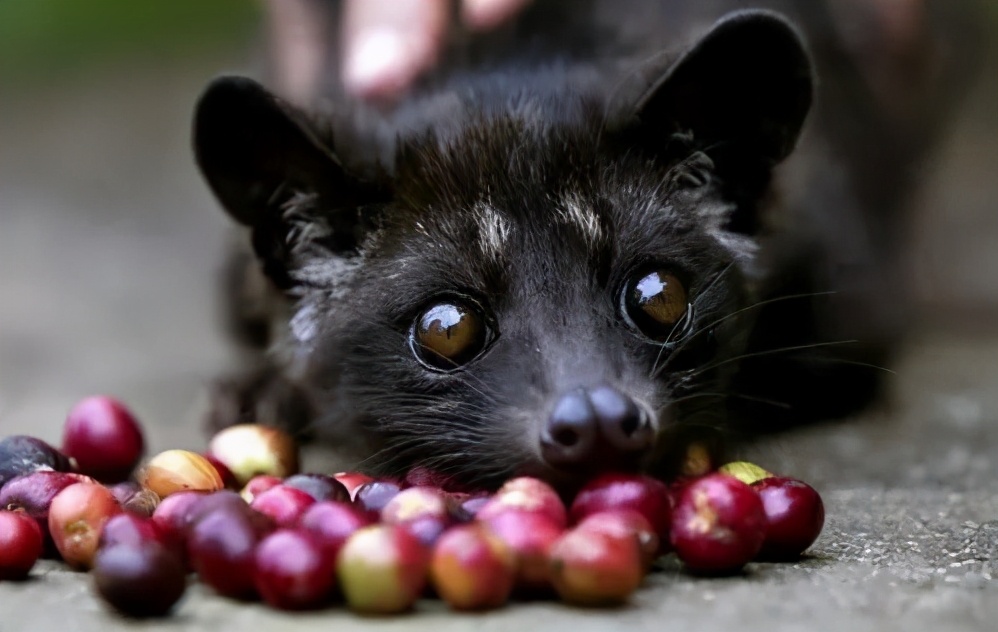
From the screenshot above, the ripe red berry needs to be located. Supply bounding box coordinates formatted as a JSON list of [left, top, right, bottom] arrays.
[[99, 513, 183, 561], [430, 523, 516, 611], [477, 477, 567, 528], [62, 396, 145, 483], [92, 541, 187, 617], [548, 527, 644, 606], [297, 500, 375, 559], [186, 503, 274, 600], [0, 510, 44, 580], [253, 529, 336, 610], [480, 509, 564, 590], [569, 472, 672, 550], [670, 473, 767, 575], [574, 509, 659, 570], [48, 482, 122, 569], [0, 471, 85, 550], [239, 475, 282, 503], [249, 485, 316, 527], [753, 477, 825, 560]]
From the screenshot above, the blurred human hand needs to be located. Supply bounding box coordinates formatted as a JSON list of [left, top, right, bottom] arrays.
[[341, 0, 533, 100]]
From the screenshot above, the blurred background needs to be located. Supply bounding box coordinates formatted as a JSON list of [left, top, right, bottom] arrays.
[[0, 0, 996, 467]]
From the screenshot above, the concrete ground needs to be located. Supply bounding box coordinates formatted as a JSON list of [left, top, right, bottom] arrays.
[[1, 29, 997, 632]]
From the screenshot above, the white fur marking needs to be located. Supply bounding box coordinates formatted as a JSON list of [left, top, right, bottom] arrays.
[[557, 195, 603, 245], [474, 203, 511, 259]]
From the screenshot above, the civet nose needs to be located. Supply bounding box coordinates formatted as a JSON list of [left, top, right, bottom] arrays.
[[541, 384, 653, 468]]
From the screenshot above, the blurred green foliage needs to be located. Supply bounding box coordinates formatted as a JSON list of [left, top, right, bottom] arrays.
[[0, 0, 261, 81]]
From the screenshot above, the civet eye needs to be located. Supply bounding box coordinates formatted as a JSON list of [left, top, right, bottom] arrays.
[[409, 298, 495, 371], [621, 268, 690, 340]]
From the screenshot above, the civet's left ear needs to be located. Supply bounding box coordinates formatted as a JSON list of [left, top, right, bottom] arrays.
[[631, 9, 814, 166]]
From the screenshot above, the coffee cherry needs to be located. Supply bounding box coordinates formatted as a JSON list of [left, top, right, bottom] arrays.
[[48, 482, 122, 569], [477, 477, 566, 528], [283, 473, 350, 503], [0, 510, 44, 580], [239, 474, 282, 503], [479, 509, 564, 590], [186, 502, 274, 600], [0, 435, 73, 488], [753, 477, 825, 560], [150, 490, 208, 543], [381, 486, 450, 525], [575, 509, 659, 570], [354, 481, 401, 515], [253, 529, 336, 610], [297, 500, 375, 559], [430, 523, 515, 611], [337, 524, 430, 614], [548, 527, 644, 606], [569, 473, 672, 550], [670, 473, 766, 575], [92, 541, 187, 617], [62, 396, 144, 483], [99, 513, 183, 561], [138, 450, 224, 497], [207, 424, 299, 486], [249, 485, 315, 528], [0, 471, 86, 550]]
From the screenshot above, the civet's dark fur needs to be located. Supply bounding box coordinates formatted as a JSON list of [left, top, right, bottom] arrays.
[[193, 2, 979, 489]]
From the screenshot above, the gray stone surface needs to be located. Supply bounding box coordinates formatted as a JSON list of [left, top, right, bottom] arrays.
[[1, 32, 997, 632]]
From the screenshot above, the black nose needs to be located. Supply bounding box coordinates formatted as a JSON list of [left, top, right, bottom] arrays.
[[541, 384, 654, 468]]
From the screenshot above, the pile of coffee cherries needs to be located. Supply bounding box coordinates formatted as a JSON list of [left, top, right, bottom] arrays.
[[0, 395, 824, 618]]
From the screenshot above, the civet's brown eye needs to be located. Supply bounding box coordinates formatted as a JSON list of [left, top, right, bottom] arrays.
[[622, 269, 690, 340], [410, 298, 495, 371]]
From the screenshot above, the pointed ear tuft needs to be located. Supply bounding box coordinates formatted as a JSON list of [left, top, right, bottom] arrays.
[[193, 76, 351, 226], [634, 10, 814, 164]]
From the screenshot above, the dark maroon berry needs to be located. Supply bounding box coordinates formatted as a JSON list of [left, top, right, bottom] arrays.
[[283, 473, 350, 502], [354, 481, 401, 515], [250, 485, 315, 527], [298, 501, 375, 559], [99, 513, 184, 561], [254, 529, 336, 610], [150, 490, 207, 542], [187, 503, 273, 599], [670, 473, 767, 575], [93, 542, 187, 617], [0, 510, 44, 580], [569, 473, 672, 549], [62, 396, 145, 483], [0, 436, 73, 488], [0, 471, 82, 548], [752, 477, 825, 560]]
